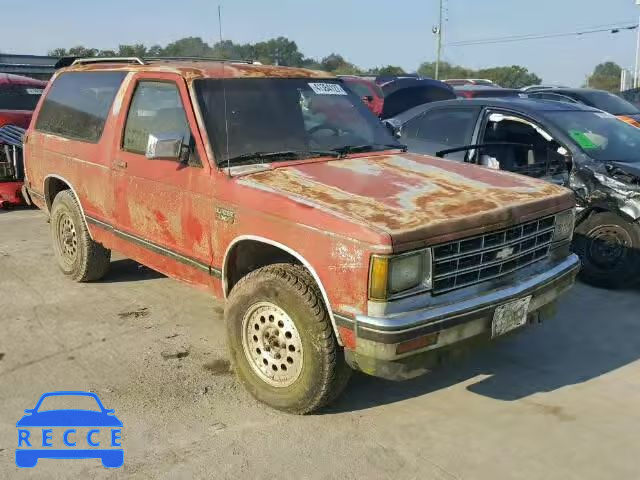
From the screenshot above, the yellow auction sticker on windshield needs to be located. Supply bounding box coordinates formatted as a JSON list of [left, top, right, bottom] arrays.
[[308, 83, 348, 95]]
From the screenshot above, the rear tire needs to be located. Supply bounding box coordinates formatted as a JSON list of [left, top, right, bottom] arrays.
[[50, 190, 111, 282], [573, 211, 640, 289], [225, 263, 351, 414]]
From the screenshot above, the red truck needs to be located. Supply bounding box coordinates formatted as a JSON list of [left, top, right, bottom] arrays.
[[24, 58, 580, 413], [0, 73, 46, 207]]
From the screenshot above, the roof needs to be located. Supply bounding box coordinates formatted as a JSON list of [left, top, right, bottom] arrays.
[[0, 72, 47, 87], [453, 85, 516, 91], [535, 87, 601, 95], [392, 97, 599, 122], [60, 58, 332, 80]]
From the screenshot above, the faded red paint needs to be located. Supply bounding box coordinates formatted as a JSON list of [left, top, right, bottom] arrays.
[[24, 60, 575, 322], [241, 153, 573, 248]]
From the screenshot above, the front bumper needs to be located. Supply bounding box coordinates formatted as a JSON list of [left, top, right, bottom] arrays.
[[337, 253, 580, 380]]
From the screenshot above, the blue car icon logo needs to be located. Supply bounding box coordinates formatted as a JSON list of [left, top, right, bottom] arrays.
[[16, 391, 123, 468]]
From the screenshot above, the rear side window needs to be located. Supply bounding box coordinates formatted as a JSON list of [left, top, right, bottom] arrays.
[[35, 72, 126, 143], [404, 108, 478, 146], [0, 85, 44, 111]]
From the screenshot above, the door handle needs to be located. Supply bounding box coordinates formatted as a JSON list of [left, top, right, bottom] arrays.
[[116, 160, 127, 169]]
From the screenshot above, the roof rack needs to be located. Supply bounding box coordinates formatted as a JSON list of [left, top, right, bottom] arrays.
[[144, 56, 255, 64], [55, 56, 260, 70], [54, 56, 145, 69], [72, 57, 145, 66]]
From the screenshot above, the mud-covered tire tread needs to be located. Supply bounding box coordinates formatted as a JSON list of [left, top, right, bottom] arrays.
[[225, 263, 351, 414], [573, 211, 640, 289], [51, 190, 111, 282]]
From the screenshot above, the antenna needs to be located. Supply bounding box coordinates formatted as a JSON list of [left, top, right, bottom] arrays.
[[219, 4, 231, 176]]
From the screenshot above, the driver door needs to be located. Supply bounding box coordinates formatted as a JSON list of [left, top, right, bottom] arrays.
[[111, 73, 216, 282]]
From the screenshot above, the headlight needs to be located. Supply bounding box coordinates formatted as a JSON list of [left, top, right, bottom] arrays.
[[553, 209, 575, 242], [369, 249, 432, 300]]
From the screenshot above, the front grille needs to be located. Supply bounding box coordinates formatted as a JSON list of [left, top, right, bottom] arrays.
[[431, 216, 555, 294]]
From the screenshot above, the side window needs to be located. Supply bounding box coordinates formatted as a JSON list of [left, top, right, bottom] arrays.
[[35, 72, 126, 142], [404, 108, 478, 147], [481, 115, 567, 177], [122, 81, 201, 167]]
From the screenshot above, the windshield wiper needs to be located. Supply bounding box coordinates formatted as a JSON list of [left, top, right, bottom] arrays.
[[226, 149, 341, 166], [332, 143, 407, 157]]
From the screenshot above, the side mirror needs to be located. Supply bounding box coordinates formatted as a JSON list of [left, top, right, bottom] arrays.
[[146, 133, 184, 160], [363, 95, 374, 103], [383, 119, 402, 138]]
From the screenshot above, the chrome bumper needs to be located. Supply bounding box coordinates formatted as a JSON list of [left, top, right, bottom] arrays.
[[337, 254, 580, 378]]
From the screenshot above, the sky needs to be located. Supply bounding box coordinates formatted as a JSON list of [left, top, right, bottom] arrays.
[[1, 0, 639, 86]]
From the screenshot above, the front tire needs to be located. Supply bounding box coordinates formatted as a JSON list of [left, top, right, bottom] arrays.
[[50, 190, 111, 282], [573, 211, 640, 289], [225, 264, 351, 414]]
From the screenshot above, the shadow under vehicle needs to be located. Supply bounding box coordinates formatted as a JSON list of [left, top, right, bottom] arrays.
[[385, 98, 640, 288]]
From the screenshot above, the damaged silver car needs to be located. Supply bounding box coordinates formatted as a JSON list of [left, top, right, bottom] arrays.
[[387, 98, 640, 288]]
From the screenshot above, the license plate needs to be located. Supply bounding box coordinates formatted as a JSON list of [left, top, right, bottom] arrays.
[[492, 296, 532, 338]]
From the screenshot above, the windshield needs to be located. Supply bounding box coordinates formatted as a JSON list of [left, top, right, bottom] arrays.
[[576, 90, 639, 116], [547, 111, 640, 163], [0, 84, 44, 111], [193, 78, 400, 166]]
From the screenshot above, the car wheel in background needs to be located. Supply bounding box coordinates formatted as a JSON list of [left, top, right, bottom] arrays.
[[573, 211, 640, 289], [225, 263, 351, 414], [50, 190, 111, 282]]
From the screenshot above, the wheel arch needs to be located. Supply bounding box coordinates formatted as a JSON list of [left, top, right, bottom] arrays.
[[576, 205, 638, 227], [223, 235, 342, 345], [43, 174, 93, 239]]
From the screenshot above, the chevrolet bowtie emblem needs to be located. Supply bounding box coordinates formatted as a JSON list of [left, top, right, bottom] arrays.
[[496, 246, 515, 260]]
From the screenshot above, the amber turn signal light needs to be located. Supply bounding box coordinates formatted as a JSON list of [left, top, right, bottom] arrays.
[[395, 332, 439, 355], [369, 256, 389, 300]]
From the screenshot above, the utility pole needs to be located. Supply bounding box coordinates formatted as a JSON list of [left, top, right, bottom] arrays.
[[635, 10, 640, 88], [434, 0, 444, 80]]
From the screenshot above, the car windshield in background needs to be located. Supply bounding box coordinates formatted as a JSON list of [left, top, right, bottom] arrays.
[[0, 85, 44, 110], [193, 78, 400, 166], [548, 111, 640, 163], [579, 91, 639, 116]]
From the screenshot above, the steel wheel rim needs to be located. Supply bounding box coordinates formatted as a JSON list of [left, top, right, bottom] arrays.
[[587, 223, 632, 268], [241, 301, 304, 388], [57, 213, 78, 261]]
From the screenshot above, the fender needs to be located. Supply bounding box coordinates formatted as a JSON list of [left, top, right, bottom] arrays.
[[43, 174, 93, 240], [223, 235, 342, 346]]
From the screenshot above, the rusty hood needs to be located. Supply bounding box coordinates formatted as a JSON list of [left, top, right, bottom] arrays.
[[238, 153, 574, 249]]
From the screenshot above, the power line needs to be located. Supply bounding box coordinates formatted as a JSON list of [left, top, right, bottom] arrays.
[[447, 23, 638, 47]]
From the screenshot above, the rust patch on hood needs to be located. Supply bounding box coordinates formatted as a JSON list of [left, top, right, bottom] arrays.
[[239, 153, 574, 248]]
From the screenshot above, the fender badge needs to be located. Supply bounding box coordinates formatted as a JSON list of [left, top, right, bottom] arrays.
[[216, 207, 235, 224]]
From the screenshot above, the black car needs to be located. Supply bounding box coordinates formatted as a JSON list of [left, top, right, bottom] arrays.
[[527, 88, 640, 125], [619, 87, 640, 109], [386, 98, 640, 288], [377, 77, 456, 119]]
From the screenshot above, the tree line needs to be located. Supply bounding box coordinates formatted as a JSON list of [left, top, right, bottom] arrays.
[[50, 35, 619, 90]]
